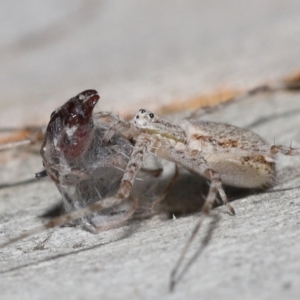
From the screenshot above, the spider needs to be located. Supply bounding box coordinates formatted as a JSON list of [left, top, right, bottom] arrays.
[[96, 107, 300, 289], [1, 77, 300, 290]]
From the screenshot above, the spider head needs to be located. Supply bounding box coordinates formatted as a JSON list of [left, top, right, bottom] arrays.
[[133, 109, 156, 128]]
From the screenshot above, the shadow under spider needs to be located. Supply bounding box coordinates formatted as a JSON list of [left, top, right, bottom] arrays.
[[160, 172, 263, 218], [40, 172, 260, 220]]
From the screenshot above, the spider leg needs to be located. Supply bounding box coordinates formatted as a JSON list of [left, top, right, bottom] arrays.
[[270, 144, 300, 156], [96, 111, 122, 122], [95, 111, 133, 142]]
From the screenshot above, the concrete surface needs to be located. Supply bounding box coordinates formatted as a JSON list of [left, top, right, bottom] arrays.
[[1, 1, 300, 299]]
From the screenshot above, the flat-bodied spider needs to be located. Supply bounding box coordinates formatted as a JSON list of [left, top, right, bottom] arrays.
[[2, 87, 300, 291]]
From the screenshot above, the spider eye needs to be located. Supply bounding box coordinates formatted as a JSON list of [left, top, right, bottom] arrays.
[[149, 113, 154, 119], [139, 109, 146, 114], [135, 115, 140, 119]]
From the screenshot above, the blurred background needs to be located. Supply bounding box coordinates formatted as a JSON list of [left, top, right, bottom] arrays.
[[1, 0, 300, 128]]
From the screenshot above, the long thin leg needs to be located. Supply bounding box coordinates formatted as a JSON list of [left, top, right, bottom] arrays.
[[95, 112, 133, 143], [271, 144, 300, 156], [112, 134, 157, 199], [96, 111, 121, 121]]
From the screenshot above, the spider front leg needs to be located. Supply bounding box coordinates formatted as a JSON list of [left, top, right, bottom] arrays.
[[96, 112, 133, 143]]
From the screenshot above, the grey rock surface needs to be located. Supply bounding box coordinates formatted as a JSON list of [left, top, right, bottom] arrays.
[[1, 1, 300, 300]]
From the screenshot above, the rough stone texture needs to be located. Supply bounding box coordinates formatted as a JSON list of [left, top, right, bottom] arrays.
[[1, 1, 300, 300]]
